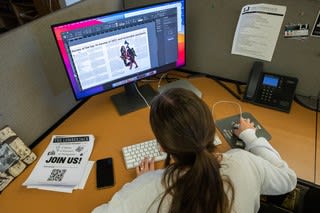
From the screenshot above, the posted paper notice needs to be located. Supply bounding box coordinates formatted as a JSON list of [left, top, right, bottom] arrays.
[[231, 4, 286, 61]]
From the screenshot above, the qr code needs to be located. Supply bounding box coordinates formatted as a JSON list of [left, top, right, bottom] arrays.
[[47, 169, 66, 182]]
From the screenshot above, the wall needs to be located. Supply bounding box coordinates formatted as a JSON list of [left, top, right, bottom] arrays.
[[125, 0, 320, 97], [0, 0, 123, 146]]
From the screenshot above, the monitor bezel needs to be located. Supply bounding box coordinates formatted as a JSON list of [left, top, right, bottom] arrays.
[[51, 0, 186, 101]]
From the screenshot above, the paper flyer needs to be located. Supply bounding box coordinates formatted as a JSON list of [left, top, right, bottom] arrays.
[[23, 135, 94, 188], [231, 4, 287, 61]]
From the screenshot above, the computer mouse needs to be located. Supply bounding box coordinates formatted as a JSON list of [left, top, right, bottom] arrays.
[[232, 121, 240, 129], [234, 140, 245, 149]]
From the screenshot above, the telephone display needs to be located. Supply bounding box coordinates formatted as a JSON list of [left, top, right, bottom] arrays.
[[244, 62, 298, 112], [262, 75, 279, 87]]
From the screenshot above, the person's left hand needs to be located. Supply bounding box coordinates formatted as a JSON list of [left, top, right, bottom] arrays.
[[136, 157, 155, 176]]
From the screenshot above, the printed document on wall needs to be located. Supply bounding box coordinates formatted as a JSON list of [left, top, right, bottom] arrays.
[[231, 4, 286, 61]]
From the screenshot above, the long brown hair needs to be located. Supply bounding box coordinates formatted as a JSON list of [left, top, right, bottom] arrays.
[[150, 88, 234, 213]]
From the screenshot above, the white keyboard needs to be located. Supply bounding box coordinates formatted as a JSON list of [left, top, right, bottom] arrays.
[[122, 136, 222, 170], [122, 139, 167, 169], [214, 135, 222, 145]]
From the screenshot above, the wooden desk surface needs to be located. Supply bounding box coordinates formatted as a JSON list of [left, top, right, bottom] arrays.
[[212, 80, 317, 183], [0, 77, 316, 212]]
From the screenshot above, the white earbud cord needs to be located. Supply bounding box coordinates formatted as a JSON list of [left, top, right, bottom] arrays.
[[134, 83, 150, 108], [158, 73, 168, 89], [211, 101, 243, 121]]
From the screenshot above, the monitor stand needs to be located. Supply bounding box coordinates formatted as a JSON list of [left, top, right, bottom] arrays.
[[111, 83, 158, 116]]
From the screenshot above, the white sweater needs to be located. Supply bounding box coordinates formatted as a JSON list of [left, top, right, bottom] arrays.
[[92, 129, 297, 213]]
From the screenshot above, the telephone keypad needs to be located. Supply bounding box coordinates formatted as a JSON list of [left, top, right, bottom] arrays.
[[260, 86, 274, 102]]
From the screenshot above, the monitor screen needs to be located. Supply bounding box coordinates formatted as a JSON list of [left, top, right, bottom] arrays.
[[52, 0, 185, 114]]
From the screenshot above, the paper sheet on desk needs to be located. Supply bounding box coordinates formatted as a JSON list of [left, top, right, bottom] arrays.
[[231, 4, 286, 61], [26, 161, 94, 193], [23, 135, 94, 193]]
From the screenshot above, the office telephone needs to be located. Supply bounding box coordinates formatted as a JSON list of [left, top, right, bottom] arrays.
[[243, 62, 298, 112]]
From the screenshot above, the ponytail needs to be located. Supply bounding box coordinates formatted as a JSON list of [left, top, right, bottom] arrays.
[[157, 151, 234, 213]]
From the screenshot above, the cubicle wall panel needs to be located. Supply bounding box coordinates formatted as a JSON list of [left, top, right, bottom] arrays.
[[186, 0, 320, 97], [125, 0, 320, 97], [0, 0, 123, 146], [0, 32, 62, 144], [30, 0, 124, 96]]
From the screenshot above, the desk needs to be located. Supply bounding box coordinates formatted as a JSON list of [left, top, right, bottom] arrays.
[[0, 76, 316, 213]]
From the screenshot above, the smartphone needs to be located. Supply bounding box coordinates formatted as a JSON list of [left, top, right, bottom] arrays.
[[96, 157, 115, 189]]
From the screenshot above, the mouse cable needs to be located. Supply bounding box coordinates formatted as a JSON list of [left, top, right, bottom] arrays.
[[134, 83, 150, 109], [157, 73, 168, 89], [211, 101, 243, 121]]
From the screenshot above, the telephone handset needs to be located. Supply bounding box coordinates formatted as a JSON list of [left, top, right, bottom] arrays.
[[243, 61, 298, 112], [245, 61, 264, 99]]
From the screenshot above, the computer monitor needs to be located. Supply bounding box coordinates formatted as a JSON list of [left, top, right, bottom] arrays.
[[51, 0, 186, 115]]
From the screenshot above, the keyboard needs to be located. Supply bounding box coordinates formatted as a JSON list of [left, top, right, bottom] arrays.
[[213, 135, 222, 146], [122, 135, 222, 170], [122, 139, 167, 169]]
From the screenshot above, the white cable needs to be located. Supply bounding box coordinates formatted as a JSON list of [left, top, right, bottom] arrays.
[[211, 101, 243, 121], [157, 73, 167, 88], [134, 83, 150, 108]]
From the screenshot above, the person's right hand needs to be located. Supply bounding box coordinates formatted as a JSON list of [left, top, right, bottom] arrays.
[[233, 117, 256, 137], [136, 157, 155, 176]]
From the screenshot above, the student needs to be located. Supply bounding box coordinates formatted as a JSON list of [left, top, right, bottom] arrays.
[[92, 88, 297, 213]]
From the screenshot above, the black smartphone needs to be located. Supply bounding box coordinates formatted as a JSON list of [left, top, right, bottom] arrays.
[[96, 157, 115, 189]]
